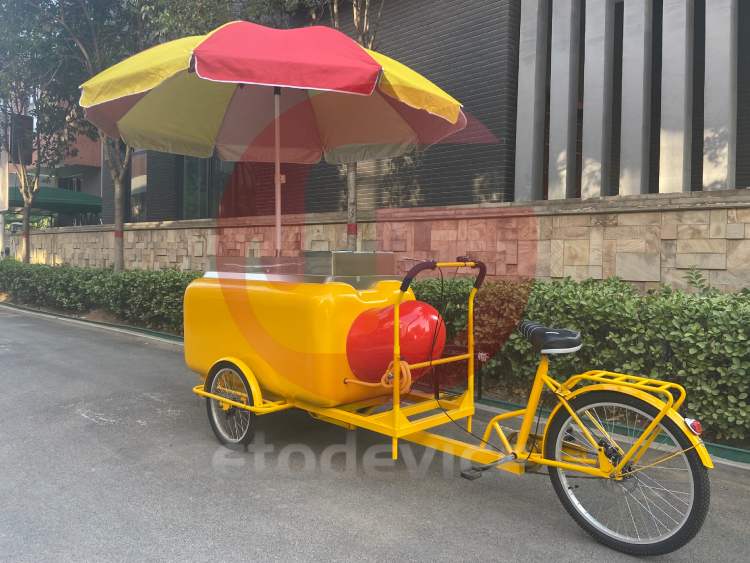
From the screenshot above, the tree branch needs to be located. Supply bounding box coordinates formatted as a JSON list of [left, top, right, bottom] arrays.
[[57, 6, 94, 75]]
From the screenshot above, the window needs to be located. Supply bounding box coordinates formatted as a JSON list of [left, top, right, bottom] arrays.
[[59, 176, 83, 192], [648, 0, 663, 194], [130, 151, 147, 221], [181, 156, 233, 219], [691, 0, 705, 190], [608, 0, 624, 196]]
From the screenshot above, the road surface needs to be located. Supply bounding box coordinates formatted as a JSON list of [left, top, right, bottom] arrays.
[[0, 306, 748, 562]]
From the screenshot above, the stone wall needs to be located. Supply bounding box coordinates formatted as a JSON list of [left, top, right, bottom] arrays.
[[11, 190, 750, 291]]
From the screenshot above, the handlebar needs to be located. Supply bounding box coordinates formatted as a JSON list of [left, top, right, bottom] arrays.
[[399, 258, 487, 292]]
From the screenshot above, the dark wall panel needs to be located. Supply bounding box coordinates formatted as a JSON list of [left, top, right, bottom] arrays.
[[736, 0, 750, 187], [305, 0, 522, 212], [145, 152, 180, 221]]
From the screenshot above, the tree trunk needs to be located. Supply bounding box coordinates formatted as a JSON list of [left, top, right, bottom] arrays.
[[21, 204, 30, 263], [346, 162, 358, 251], [113, 175, 124, 272]]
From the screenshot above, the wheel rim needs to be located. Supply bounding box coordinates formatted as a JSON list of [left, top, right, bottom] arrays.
[[554, 401, 695, 545], [209, 368, 252, 443]]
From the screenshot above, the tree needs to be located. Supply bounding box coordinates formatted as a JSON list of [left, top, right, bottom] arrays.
[[145, 0, 235, 42], [56, 0, 234, 271], [56, 1, 138, 271], [329, 0, 385, 49], [0, 0, 83, 263]]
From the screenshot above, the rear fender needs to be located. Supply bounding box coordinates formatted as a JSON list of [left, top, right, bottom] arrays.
[[543, 384, 713, 469]]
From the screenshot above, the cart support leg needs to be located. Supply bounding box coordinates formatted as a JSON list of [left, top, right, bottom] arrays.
[[392, 437, 398, 460]]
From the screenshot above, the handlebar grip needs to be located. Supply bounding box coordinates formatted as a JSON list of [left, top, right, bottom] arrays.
[[473, 261, 487, 289], [400, 260, 437, 292]]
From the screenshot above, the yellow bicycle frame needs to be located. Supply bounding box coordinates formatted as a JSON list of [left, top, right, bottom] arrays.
[[479, 358, 713, 477]]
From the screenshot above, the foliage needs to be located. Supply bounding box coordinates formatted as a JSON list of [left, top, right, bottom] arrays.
[[242, 0, 326, 28], [410, 276, 473, 339], [143, 0, 235, 42], [0, 0, 85, 261], [414, 276, 750, 442], [0, 259, 199, 333], [684, 267, 711, 293], [99, 269, 201, 332]]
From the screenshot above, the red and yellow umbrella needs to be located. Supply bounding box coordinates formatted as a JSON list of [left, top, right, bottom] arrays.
[[80, 21, 466, 252]]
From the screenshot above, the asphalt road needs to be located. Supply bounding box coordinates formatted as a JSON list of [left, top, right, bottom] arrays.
[[0, 306, 748, 562]]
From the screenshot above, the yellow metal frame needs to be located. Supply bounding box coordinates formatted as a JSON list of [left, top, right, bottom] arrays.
[[192, 260, 713, 478]]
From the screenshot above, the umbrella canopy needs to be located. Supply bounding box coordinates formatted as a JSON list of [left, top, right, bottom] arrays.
[[80, 21, 466, 251]]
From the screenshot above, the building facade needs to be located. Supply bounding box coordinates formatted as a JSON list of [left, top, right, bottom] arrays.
[[14, 0, 750, 290], [516, 0, 741, 201], [98, 1, 750, 223]]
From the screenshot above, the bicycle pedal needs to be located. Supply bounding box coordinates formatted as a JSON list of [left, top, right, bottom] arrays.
[[460, 468, 483, 481]]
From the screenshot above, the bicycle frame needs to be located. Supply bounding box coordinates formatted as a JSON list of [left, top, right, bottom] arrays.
[[479, 355, 712, 477]]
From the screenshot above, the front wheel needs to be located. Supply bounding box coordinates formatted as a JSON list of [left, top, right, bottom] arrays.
[[205, 364, 255, 447], [544, 390, 710, 556]]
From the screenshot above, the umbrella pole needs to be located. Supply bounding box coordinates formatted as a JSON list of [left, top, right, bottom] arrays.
[[274, 86, 282, 257], [346, 162, 357, 251]]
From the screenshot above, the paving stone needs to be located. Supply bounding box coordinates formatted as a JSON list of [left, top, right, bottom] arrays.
[[538, 216, 553, 240], [660, 223, 677, 239], [554, 214, 590, 227], [535, 240, 551, 277], [617, 239, 646, 253], [590, 214, 618, 226], [661, 210, 710, 224], [589, 227, 603, 266], [677, 224, 710, 239], [552, 226, 590, 240], [723, 222, 744, 239], [675, 253, 727, 270], [727, 240, 750, 270], [676, 239, 726, 254], [310, 240, 329, 251], [563, 239, 589, 266], [661, 240, 677, 268], [550, 240, 564, 277], [618, 212, 661, 225], [615, 253, 661, 282], [563, 265, 603, 280], [710, 269, 750, 290]]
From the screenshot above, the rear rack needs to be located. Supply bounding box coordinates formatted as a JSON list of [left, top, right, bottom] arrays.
[[558, 370, 687, 410]]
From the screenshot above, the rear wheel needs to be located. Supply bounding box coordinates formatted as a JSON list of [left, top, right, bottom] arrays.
[[544, 391, 710, 556], [205, 364, 255, 446]]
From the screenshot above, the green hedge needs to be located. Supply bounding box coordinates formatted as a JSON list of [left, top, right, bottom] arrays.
[[1, 259, 747, 441], [0, 260, 200, 334], [413, 276, 750, 442]]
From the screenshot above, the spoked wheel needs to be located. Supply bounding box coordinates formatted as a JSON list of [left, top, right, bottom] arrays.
[[205, 365, 255, 446], [544, 391, 710, 556]]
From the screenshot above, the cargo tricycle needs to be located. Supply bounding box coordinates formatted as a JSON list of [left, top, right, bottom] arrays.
[[185, 259, 711, 556]]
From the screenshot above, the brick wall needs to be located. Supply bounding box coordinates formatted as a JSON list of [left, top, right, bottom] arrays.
[[12, 190, 750, 291]]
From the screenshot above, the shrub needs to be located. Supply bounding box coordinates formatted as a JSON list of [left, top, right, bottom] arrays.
[[414, 276, 750, 442], [0, 259, 199, 334], [100, 269, 200, 333]]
